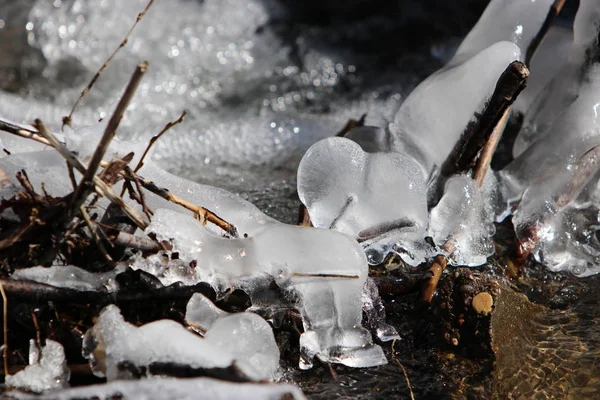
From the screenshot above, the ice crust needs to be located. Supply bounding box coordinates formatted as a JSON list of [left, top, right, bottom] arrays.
[[11, 265, 123, 292], [85, 304, 279, 381], [6, 340, 70, 393], [185, 292, 230, 333], [10, 377, 307, 400]]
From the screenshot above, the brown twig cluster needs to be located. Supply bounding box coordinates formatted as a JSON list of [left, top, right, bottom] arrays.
[[0, 61, 238, 273]]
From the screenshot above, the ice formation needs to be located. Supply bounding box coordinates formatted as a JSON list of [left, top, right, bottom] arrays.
[[298, 0, 554, 265], [10, 377, 307, 400], [11, 264, 123, 292], [297, 136, 429, 265], [5, 340, 70, 393], [452, 0, 554, 63], [84, 304, 279, 381], [186, 292, 230, 333], [429, 175, 496, 266], [499, 63, 600, 276], [513, 0, 600, 157], [391, 40, 520, 173], [143, 208, 386, 369]]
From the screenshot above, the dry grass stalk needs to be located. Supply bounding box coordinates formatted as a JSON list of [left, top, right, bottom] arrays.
[[0, 279, 8, 377], [131, 176, 239, 238], [64, 0, 157, 127], [80, 205, 113, 262], [70, 61, 148, 214], [134, 110, 187, 173]]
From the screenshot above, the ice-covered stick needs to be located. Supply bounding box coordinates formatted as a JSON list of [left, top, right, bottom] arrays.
[[422, 64, 529, 302], [513, 144, 600, 265], [440, 61, 529, 179], [525, 0, 567, 66]]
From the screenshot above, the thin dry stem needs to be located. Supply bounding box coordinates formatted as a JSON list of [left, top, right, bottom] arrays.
[[420, 255, 448, 303], [0, 280, 8, 377], [132, 175, 239, 237], [64, 0, 156, 127], [80, 205, 113, 262], [473, 108, 511, 185], [0, 119, 51, 146], [111, 231, 161, 252], [70, 61, 148, 213], [134, 110, 187, 173]]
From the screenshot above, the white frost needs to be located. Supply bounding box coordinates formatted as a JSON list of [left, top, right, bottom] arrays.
[[85, 304, 279, 381], [6, 340, 70, 393]]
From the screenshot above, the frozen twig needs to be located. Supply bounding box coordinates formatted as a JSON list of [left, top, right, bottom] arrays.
[[335, 114, 366, 137], [472, 109, 511, 185], [513, 144, 600, 265], [441, 61, 529, 178], [133, 110, 187, 173], [64, 0, 156, 127], [423, 64, 529, 302], [297, 204, 312, 227], [525, 0, 567, 66], [70, 61, 148, 215]]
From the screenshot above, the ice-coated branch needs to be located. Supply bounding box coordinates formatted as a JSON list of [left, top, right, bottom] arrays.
[[441, 61, 530, 178], [525, 0, 567, 66]]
